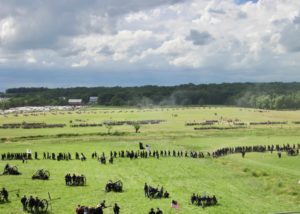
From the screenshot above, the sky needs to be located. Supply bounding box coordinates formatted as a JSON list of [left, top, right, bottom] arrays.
[[1, 0, 300, 91]]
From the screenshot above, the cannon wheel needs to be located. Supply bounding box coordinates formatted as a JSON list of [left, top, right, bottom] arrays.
[[105, 183, 111, 192], [40, 199, 48, 212], [116, 180, 123, 186], [115, 180, 123, 191], [44, 170, 50, 179], [82, 175, 86, 185], [12, 166, 18, 172]]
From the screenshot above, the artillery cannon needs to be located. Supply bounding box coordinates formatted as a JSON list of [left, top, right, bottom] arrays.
[[32, 169, 50, 180], [2, 164, 21, 175], [105, 180, 123, 192]]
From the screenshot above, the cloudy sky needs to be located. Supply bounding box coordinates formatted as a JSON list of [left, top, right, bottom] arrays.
[[1, 0, 300, 91]]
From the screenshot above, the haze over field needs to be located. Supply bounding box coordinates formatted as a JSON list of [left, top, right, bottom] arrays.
[[1, 0, 300, 90]]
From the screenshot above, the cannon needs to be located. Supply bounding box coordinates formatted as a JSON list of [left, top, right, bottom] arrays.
[[2, 164, 21, 175], [105, 180, 123, 192], [146, 184, 169, 199], [32, 169, 50, 180]]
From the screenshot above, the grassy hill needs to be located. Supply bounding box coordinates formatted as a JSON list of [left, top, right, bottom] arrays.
[[0, 106, 299, 214]]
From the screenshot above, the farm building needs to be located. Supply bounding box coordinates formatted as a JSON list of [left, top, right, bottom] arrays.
[[68, 99, 83, 106], [89, 97, 98, 104]]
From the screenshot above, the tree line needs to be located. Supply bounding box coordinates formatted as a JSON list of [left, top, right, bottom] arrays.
[[1, 82, 300, 110]]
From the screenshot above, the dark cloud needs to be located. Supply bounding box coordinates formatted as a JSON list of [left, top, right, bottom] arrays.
[[98, 46, 115, 56], [208, 8, 226, 14], [186, 30, 214, 46], [280, 16, 300, 52], [0, 0, 184, 51]]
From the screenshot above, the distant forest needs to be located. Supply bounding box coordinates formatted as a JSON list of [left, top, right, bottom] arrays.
[[1, 82, 300, 110]]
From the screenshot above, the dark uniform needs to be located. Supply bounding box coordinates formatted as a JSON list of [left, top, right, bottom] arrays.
[[95, 205, 103, 214], [113, 203, 120, 214], [156, 208, 163, 214], [149, 208, 155, 214], [1, 188, 8, 202], [21, 195, 27, 210]]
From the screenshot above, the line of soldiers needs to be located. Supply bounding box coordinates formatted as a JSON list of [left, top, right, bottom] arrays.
[[96, 152, 114, 164], [76, 201, 120, 214], [2, 143, 298, 164], [43, 152, 71, 160], [20, 195, 46, 212], [212, 144, 299, 158], [103, 149, 205, 160], [190, 193, 218, 207], [65, 173, 86, 186], [1, 152, 32, 161], [41, 152, 87, 161]]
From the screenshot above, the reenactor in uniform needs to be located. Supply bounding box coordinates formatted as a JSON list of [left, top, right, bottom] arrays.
[[1, 187, 8, 202], [149, 208, 155, 214], [144, 183, 149, 197], [21, 195, 27, 210], [28, 195, 35, 212], [113, 203, 120, 214], [156, 208, 163, 214], [34, 197, 40, 211]]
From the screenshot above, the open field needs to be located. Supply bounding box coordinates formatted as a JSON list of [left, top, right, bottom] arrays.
[[0, 106, 299, 214]]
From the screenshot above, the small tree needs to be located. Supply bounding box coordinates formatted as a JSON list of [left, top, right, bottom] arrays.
[[105, 124, 113, 134], [133, 122, 141, 133]]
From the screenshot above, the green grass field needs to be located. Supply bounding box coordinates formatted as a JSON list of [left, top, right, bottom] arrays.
[[0, 106, 299, 214]]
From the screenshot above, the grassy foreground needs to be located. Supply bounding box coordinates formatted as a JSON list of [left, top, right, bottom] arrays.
[[0, 106, 299, 214]]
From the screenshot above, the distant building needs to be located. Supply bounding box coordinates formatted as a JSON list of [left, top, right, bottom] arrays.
[[68, 99, 83, 106], [89, 97, 98, 104]]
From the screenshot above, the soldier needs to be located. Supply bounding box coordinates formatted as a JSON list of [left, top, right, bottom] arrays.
[[109, 156, 113, 164], [163, 191, 169, 198], [113, 203, 120, 214], [212, 195, 217, 205], [191, 193, 196, 204], [149, 208, 155, 214], [1, 187, 8, 202], [278, 150, 282, 158], [21, 195, 27, 210], [34, 152, 38, 160], [95, 204, 103, 214], [144, 183, 149, 197], [156, 208, 163, 214], [72, 174, 77, 185], [28, 195, 35, 212], [100, 200, 106, 208], [34, 197, 40, 212], [65, 174, 70, 185]]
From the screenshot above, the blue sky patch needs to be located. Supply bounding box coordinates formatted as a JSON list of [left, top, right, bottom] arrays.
[[235, 0, 258, 4]]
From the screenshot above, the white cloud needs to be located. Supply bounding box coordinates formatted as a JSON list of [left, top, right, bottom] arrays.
[[71, 59, 89, 68], [0, 17, 16, 43], [1, 0, 300, 85], [25, 51, 37, 64]]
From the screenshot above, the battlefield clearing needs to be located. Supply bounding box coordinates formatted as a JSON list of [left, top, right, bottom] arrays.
[[0, 106, 299, 214]]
